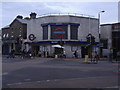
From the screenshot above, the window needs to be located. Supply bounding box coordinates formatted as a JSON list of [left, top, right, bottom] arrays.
[[3, 34, 6, 38], [101, 39, 108, 49], [6, 34, 9, 38], [70, 25, 78, 40], [71, 46, 78, 52], [42, 26, 48, 40], [51, 25, 68, 39]]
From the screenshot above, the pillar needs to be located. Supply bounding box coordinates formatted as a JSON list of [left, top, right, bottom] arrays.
[[48, 25, 51, 40], [68, 25, 70, 40]]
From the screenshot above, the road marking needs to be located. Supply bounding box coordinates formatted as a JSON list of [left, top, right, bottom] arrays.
[[24, 79, 31, 81], [7, 84, 14, 86], [0, 72, 8, 76], [7, 82, 23, 86], [36, 81, 41, 83], [46, 80, 50, 82], [106, 86, 119, 88], [6, 76, 117, 86]]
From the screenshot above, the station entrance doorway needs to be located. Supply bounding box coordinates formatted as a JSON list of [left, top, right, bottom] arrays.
[[81, 46, 88, 58], [54, 47, 63, 55]]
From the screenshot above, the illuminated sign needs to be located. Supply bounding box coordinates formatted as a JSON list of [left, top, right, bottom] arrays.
[[53, 28, 65, 37]]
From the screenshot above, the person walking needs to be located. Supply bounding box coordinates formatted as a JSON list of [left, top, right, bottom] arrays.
[[10, 49, 15, 58], [95, 52, 99, 63]]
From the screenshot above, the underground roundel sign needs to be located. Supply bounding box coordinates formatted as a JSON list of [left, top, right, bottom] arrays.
[[53, 28, 65, 37], [28, 34, 36, 41]]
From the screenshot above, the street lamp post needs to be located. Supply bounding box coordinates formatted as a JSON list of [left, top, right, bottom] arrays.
[[98, 10, 105, 41], [98, 10, 105, 57]]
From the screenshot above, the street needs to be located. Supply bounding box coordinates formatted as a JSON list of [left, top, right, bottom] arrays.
[[2, 56, 120, 89]]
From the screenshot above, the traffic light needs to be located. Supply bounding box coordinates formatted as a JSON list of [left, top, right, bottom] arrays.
[[87, 37, 90, 43], [91, 36, 95, 44], [86, 35, 95, 45]]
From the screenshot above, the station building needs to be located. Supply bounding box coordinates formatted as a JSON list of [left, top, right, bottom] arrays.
[[25, 13, 99, 58]]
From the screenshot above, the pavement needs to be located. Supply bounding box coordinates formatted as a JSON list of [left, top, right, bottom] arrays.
[[1, 56, 120, 89]]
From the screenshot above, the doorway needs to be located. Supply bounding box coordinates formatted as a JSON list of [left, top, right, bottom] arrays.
[[81, 46, 88, 58], [32, 46, 39, 56], [54, 47, 63, 55]]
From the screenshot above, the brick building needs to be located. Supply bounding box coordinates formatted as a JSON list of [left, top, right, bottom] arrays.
[[2, 16, 28, 55]]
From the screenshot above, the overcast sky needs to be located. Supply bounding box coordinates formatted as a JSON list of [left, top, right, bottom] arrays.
[[1, 1, 119, 28]]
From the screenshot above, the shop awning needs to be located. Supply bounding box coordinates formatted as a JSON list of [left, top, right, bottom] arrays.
[[52, 45, 64, 48]]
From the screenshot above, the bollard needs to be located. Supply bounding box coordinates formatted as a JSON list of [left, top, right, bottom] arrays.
[[85, 55, 89, 63]]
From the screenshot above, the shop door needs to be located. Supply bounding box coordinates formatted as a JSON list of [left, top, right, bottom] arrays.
[[32, 46, 39, 56], [54, 47, 63, 55], [2, 44, 9, 55], [81, 46, 88, 58]]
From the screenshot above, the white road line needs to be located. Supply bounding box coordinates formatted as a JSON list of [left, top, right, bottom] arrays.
[[7, 76, 117, 86], [0, 72, 8, 76], [46, 80, 50, 82], [36, 81, 41, 83], [24, 79, 31, 81], [7, 82, 23, 86], [106, 86, 119, 88]]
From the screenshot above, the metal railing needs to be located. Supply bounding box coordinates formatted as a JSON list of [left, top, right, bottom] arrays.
[[38, 13, 95, 18]]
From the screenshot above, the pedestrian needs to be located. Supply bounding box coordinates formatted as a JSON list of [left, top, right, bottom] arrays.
[[72, 51, 75, 58], [10, 49, 15, 58], [21, 49, 26, 59], [94, 52, 99, 63], [27, 49, 32, 58], [109, 52, 113, 62], [74, 51, 78, 58], [63, 51, 66, 58], [38, 50, 42, 57]]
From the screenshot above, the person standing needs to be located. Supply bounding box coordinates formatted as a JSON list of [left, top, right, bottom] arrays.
[[95, 52, 99, 63], [74, 51, 78, 58], [109, 52, 113, 63], [10, 49, 15, 58], [38, 50, 42, 57]]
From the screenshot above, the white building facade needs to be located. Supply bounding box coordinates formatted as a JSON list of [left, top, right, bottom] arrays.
[[25, 13, 99, 58], [100, 23, 120, 57]]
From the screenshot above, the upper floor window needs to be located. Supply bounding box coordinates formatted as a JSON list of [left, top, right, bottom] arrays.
[[51, 25, 68, 39], [42, 26, 48, 40], [70, 25, 79, 40]]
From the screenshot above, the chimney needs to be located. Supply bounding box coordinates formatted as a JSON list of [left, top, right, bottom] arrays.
[[30, 12, 37, 19], [16, 15, 23, 19]]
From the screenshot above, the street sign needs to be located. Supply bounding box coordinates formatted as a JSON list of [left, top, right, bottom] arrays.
[[53, 28, 65, 37], [28, 34, 36, 41]]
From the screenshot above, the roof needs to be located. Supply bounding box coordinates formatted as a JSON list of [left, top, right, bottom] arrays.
[[101, 22, 120, 26], [3, 25, 10, 28], [2, 18, 28, 29], [16, 18, 28, 24], [2, 25, 10, 29]]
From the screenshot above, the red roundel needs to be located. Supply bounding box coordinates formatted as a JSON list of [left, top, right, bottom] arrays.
[[29, 34, 36, 41], [53, 28, 65, 37]]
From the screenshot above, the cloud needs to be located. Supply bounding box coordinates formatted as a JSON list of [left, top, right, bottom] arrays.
[[43, 3, 81, 13], [1, 2, 118, 28]]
